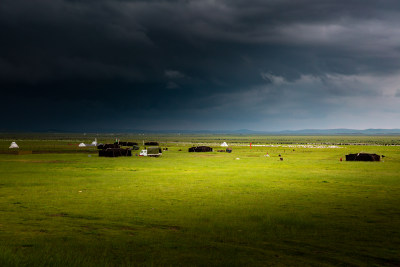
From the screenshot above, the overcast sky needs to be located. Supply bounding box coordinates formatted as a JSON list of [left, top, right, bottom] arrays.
[[2, 0, 400, 131]]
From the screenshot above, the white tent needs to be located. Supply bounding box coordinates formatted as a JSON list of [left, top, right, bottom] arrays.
[[91, 138, 97, 146], [9, 142, 19, 149], [78, 143, 86, 147], [220, 142, 228, 147]]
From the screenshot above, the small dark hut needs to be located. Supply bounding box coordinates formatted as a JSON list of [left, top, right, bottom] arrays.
[[188, 146, 213, 152], [345, 153, 380, 161]]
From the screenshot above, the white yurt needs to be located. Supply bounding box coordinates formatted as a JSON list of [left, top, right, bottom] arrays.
[[220, 142, 228, 147], [91, 138, 97, 146], [9, 142, 19, 149], [78, 143, 86, 147]]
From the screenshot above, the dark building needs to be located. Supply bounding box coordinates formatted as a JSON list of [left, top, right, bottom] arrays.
[[345, 153, 380, 161], [188, 146, 213, 152]]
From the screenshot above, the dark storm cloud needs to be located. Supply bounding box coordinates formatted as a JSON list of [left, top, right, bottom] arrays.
[[1, 0, 400, 131]]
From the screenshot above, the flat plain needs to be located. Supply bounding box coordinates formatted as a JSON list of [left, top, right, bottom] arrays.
[[0, 134, 399, 266]]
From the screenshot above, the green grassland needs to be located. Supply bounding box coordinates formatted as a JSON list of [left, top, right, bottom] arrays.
[[0, 135, 399, 266]]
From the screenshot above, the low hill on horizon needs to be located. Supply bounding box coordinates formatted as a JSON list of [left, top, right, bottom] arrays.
[[2, 128, 400, 135]]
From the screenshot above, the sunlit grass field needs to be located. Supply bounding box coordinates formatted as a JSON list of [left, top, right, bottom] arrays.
[[0, 135, 399, 266]]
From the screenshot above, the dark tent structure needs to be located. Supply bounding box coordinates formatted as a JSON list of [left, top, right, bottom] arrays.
[[346, 153, 380, 161], [188, 146, 213, 152], [97, 143, 131, 157]]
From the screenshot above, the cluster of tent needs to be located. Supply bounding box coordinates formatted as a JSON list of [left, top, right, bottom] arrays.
[[10, 139, 384, 163], [97, 140, 162, 157], [189, 142, 230, 153], [98, 142, 132, 157], [115, 141, 140, 150], [80, 138, 244, 157], [97, 141, 141, 157], [78, 139, 98, 147]]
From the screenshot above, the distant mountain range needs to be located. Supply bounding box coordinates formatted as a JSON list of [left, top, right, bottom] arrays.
[[177, 128, 400, 135], [48, 128, 400, 135], [3, 128, 400, 135], [269, 128, 400, 135]]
